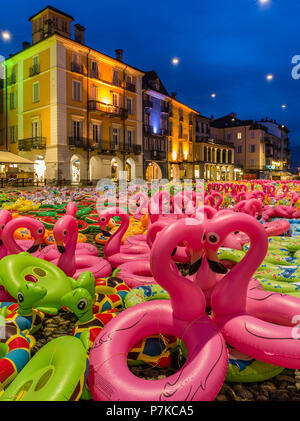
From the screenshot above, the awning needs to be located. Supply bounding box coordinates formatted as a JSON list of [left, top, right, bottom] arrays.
[[0, 151, 34, 165]]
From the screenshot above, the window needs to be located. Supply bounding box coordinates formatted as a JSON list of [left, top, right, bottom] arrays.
[[0, 94, 3, 113], [90, 85, 98, 101], [91, 61, 99, 78], [112, 127, 120, 145], [189, 127, 193, 141], [33, 55, 39, 68], [250, 159, 255, 167], [62, 20, 68, 32], [127, 129, 134, 146], [52, 17, 58, 28], [112, 70, 119, 85], [112, 93, 119, 107], [31, 120, 41, 138], [179, 109, 183, 121], [250, 131, 255, 139], [92, 123, 102, 142], [9, 126, 17, 144], [179, 124, 183, 138], [250, 144, 256, 153], [169, 140, 172, 151], [9, 92, 17, 110], [33, 82, 39, 103], [72, 80, 82, 101], [237, 132, 242, 139], [236, 145, 242, 154], [226, 133, 232, 140], [71, 120, 82, 139], [126, 97, 134, 114], [169, 121, 173, 136], [262, 144, 265, 153]]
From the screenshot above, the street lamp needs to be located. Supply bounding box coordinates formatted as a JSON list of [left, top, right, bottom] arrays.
[[266, 74, 274, 81], [172, 57, 179, 65], [211, 93, 216, 98], [1, 31, 11, 41]]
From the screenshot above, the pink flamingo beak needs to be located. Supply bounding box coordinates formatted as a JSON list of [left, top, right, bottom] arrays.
[[205, 249, 228, 274], [188, 249, 204, 276], [27, 237, 42, 254], [56, 240, 66, 254]]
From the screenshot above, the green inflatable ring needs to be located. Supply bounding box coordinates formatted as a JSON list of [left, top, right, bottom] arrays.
[[124, 284, 170, 308], [0, 253, 74, 315], [0, 335, 89, 401]]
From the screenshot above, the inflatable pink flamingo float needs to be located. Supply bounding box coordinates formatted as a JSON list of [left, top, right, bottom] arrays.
[[2, 216, 45, 258], [98, 207, 150, 267], [41, 202, 98, 261], [51, 214, 111, 279], [88, 218, 228, 401], [205, 212, 300, 368]]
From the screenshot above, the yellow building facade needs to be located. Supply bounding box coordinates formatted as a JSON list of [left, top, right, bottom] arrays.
[[0, 6, 144, 184], [167, 95, 198, 180]]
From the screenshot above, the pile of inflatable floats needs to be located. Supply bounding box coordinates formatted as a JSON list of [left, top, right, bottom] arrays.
[[0, 180, 300, 400]]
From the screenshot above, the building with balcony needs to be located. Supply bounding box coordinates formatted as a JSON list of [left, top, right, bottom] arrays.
[[194, 115, 235, 181], [142, 71, 169, 180], [0, 6, 144, 184], [211, 113, 292, 180]]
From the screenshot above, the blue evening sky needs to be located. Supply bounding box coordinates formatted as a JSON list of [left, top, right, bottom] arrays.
[[1, 0, 300, 167]]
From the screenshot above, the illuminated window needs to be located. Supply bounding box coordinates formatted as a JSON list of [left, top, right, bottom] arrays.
[[237, 132, 242, 139]]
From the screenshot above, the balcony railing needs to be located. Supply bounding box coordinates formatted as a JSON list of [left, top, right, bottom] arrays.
[[69, 137, 86, 148], [112, 78, 122, 87], [149, 150, 167, 160], [91, 140, 141, 155], [29, 65, 40, 77], [126, 81, 136, 92], [196, 136, 234, 149], [88, 100, 126, 118], [90, 69, 100, 79], [71, 62, 84, 74], [19, 137, 46, 151]]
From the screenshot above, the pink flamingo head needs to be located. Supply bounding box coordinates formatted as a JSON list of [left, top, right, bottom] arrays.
[[53, 214, 78, 253], [66, 202, 78, 217], [2, 216, 45, 254], [98, 207, 128, 231]]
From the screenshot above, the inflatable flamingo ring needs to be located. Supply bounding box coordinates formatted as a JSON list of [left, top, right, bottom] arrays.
[[52, 215, 111, 280], [206, 212, 300, 369], [88, 218, 228, 401]]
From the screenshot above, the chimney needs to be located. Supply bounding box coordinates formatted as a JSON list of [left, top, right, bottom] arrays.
[[115, 49, 123, 62], [22, 41, 31, 50], [74, 24, 85, 45], [171, 92, 177, 100]]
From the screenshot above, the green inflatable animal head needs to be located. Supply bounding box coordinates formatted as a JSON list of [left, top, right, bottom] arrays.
[[16, 281, 47, 316], [61, 287, 94, 324]]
